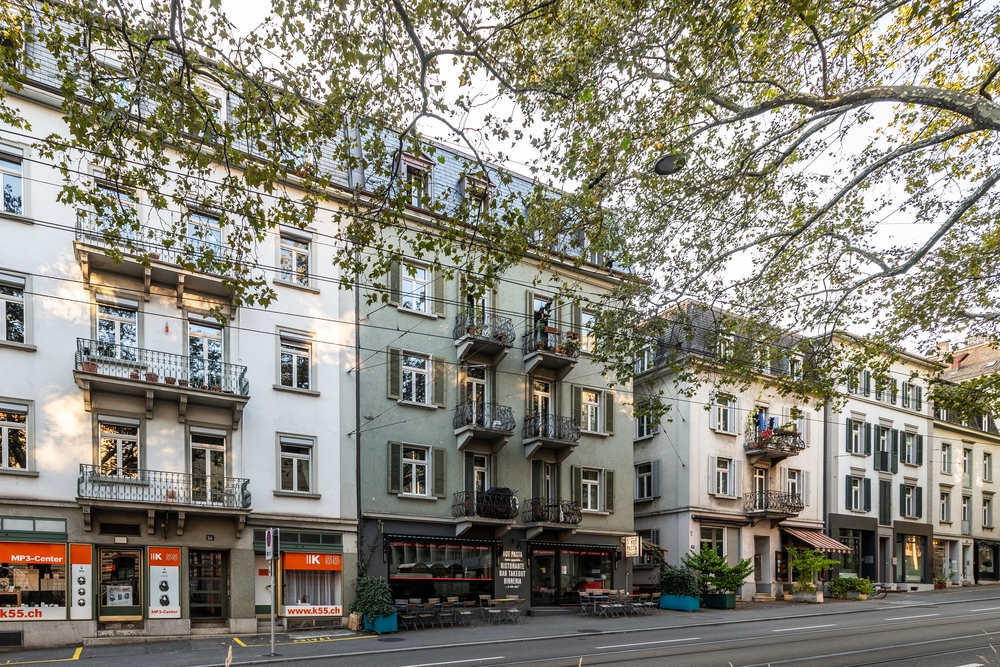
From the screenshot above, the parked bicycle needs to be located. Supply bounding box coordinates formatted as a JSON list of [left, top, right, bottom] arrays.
[[870, 582, 888, 599]]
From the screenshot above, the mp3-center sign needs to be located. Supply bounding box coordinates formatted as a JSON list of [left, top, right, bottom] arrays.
[[147, 547, 181, 618]]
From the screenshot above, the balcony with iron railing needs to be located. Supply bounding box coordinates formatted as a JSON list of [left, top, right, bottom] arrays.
[[522, 413, 581, 461], [76, 464, 251, 535], [73, 337, 250, 427], [454, 310, 516, 364], [74, 212, 241, 300], [744, 491, 804, 524], [453, 401, 516, 452], [744, 427, 806, 465], [521, 498, 582, 525], [451, 489, 519, 521], [521, 328, 581, 381]]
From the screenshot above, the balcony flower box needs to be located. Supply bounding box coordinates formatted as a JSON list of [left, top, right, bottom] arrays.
[[660, 594, 700, 611], [130, 370, 140, 380], [165, 377, 176, 385], [145, 372, 159, 382], [81, 361, 98, 373], [543, 326, 558, 334], [702, 593, 736, 609], [178, 379, 189, 387], [148, 252, 159, 260]]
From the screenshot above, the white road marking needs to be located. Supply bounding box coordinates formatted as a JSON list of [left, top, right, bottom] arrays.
[[398, 659, 505, 667], [596, 637, 700, 649], [771, 624, 836, 632], [971, 607, 1000, 611], [884, 613, 940, 621], [952, 664, 984, 667]]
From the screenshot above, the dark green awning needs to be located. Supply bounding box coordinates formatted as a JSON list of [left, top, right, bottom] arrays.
[[528, 541, 620, 550], [385, 534, 499, 545]]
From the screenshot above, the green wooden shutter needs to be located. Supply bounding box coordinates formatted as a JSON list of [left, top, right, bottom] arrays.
[[864, 422, 872, 456], [525, 290, 535, 332], [863, 478, 872, 511], [432, 356, 447, 408], [432, 448, 446, 498], [891, 379, 898, 404], [845, 418, 853, 452], [531, 460, 542, 498], [604, 470, 615, 513], [891, 429, 899, 473], [464, 452, 474, 492], [901, 382, 909, 408], [570, 466, 582, 505], [916, 434, 924, 465], [388, 441, 402, 493], [863, 371, 871, 396], [915, 386, 922, 411], [604, 391, 615, 435], [490, 454, 498, 488], [572, 385, 582, 427], [572, 304, 582, 334], [915, 486, 923, 518], [553, 463, 562, 499], [389, 261, 401, 305], [651, 459, 661, 498], [899, 483, 905, 515], [432, 267, 446, 317], [845, 475, 853, 510], [387, 347, 401, 399]]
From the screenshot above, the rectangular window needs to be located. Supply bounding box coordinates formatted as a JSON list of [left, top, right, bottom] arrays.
[[903, 433, 914, 464], [401, 263, 430, 313], [99, 419, 139, 477], [634, 347, 654, 374], [401, 354, 429, 404], [0, 149, 23, 215], [941, 491, 951, 522], [0, 402, 27, 469], [715, 396, 736, 434], [402, 446, 428, 495], [635, 463, 652, 500], [717, 336, 733, 360], [187, 211, 222, 257], [851, 477, 862, 510], [986, 453, 994, 483], [582, 468, 601, 510], [96, 183, 138, 231], [189, 322, 224, 389], [279, 436, 313, 493], [405, 165, 429, 208], [97, 304, 138, 359], [942, 444, 952, 474], [279, 338, 311, 390], [964, 449, 973, 487], [904, 485, 915, 517], [963, 496, 971, 521], [700, 527, 725, 556], [580, 310, 596, 353], [850, 420, 862, 454], [787, 469, 800, 496], [279, 233, 310, 286], [581, 389, 600, 432], [985, 497, 994, 528], [191, 432, 226, 503], [716, 458, 731, 496], [0, 272, 25, 343], [846, 367, 859, 394], [785, 356, 802, 381], [635, 412, 659, 440]]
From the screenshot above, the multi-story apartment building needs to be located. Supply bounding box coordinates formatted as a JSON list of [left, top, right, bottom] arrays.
[[824, 336, 938, 589], [0, 49, 358, 647], [632, 304, 831, 601], [356, 146, 636, 608], [932, 340, 1000, 586]]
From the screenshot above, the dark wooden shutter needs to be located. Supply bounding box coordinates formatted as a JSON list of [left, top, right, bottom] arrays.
[[389, 261, 401, 305], [803, 471, 811, 506], [387, 347, 401, 399], [432, 448, 446, 498], [899, 483, 905, 515], [916, 434, 924, 465], [531, 460, 543, 499], [553, 463, 562, 498], [388, 441, 402, 493], [572, 304, 582, 334], [604, 391, 615, 435], [863, 478, 872, 512], [432, 267, 446, 317], [891, 379, 898, 404], [902, 382, 910, 408], [464, 452, 474, 492], [863, 370, 871, 396], [490, 454, 498, 488], [572, 385, 582, 427], [915, 386, 922, 411], [571, 465, 582, 505], [432, 356, 446, 407], [651, 459, 661, 498], [864, 421, 872, 456], [845, 418, 853, 452], [915, 486, 923, 518], [605, 470, 615, 513], [525, 290, 535, 331], [891, 429, 899, 474], [845, 475, 853, 511]]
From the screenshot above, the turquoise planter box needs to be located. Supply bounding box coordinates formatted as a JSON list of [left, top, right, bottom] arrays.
[[363, 612, 398, 633], [660, 594, 700, 611], [702, 593, 736, 609]]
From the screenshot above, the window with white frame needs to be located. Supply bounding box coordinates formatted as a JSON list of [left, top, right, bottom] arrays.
[[963, 495, 971, 522], [785, 355, 802, 380], [279, 337, 311, 390], [279, 233, 310, 286], [903, 432, 915, 464], [401, 354, 429, 404], [580, 310, 596, 353], [716, 458, 731, 496], [98, 419, 139, 477], [715, 395, 737, 434], [186, 211, 222, 257], [189, 322, 224, 389], [0, 148, 23, 215], [986, 453, 994, 483], [851, 477, 862, 510], [717, 336, 733, 360], [634, 346, 655, 374], [846, 367, 859, 394], [581, 389, 601, 432], [0, 402, 27, 470], [986, 496, 995, 527], [787, 469, 800, 496], [849, 420, 862, 454], [941, 490, 951, 522], [942, 444, 952, 474], [0, 272, 25, 343], [635, 463, 652, 500], [401, 263, 430, 313], [405, 164, 429, 208], [903, 485, 916, 517], [96, 183, 138, 232], [401, 445, 428, 495], [279, 436, 313, 493], [635, 412, 659, 440], [582, 468, 601, 510], [97, 303, 138, 359]]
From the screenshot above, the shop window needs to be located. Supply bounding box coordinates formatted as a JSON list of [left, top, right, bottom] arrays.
[[0, 542, 66, 618], [838, 529, 861, 577], [0, 402, 27, 470], [99, 547, 141, 616], [388, 540, 492, 601], [700, 526, 725, 556], [282, 552, 343, 614], [279, 436, 314, 494], [0, 272, 25, 344], [895, 534, 925, 583]]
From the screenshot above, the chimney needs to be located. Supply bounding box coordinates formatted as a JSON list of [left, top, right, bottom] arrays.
[[937, 341, 951, 355]]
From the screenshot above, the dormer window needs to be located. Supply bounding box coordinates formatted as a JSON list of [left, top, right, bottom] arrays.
[[401, 154, 433, 209]]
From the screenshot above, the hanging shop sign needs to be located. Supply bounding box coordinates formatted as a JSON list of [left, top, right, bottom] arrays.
[[147, 547, 181, 618], [69, 544, 92, 620], [283, 553, 342, 571], [624, 536, 641, 558]]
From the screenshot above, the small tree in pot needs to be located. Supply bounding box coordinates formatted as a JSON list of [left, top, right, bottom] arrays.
[[658, 564, 701, 611], [682, 546, 754, 609], [352, 576, 397, 633], [786, 548, 837, 603]]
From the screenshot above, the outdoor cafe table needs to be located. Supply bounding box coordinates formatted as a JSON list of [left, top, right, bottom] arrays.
[[580, 593, 608, 616], [489, 598, 518, 624]]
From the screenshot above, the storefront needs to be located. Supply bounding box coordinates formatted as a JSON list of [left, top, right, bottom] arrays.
[[895, 534, 927, 583], [386, 537, 495, 602], [253, 528, 345, 621], [974, 540, 1000, 582], [0, 541, 68, 620], [528, 544, 616, 607]]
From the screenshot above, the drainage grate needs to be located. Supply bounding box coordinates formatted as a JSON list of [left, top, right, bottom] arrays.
[[0, 631, 23, 647]]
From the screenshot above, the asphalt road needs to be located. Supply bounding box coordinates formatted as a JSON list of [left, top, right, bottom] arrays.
[[7, 589, 1000, 667]]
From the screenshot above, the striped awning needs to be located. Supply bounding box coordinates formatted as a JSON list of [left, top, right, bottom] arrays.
[[782, 528, 852, 554]]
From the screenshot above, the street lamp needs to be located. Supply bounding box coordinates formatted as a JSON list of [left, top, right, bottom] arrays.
[[653, 152, 685, 176]]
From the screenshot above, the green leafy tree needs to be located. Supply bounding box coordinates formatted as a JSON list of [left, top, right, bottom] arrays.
[[682, 547, 754, 595], [787, 547, 837, 592]]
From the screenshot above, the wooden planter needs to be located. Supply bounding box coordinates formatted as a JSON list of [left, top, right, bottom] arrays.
[[702, 593, 736, 609], [660, 594, 700, 611]]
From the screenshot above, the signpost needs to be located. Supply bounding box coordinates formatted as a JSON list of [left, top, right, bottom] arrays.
[[265, 528, 279, 656]]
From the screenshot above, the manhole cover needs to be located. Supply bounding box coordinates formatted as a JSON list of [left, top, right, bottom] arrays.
[[378, 637, 405, 642], [576, 629, 602, 633]]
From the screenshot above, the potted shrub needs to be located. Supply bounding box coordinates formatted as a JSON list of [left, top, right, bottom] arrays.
[[787, 548, 836, 603], [145, 372, 159, 382], [353, 576, 397, 634], [682, 546, 754, 609], [129, 370, 140, 380], [658, 564, 701, 611], [934, 575, 948, 590], [178, 379, 190, 387], [828, 576, 873, 600], [165, 376, 177, 385]]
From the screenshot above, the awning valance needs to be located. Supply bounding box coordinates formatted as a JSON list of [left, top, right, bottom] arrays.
[[782, 528, 852, 554]]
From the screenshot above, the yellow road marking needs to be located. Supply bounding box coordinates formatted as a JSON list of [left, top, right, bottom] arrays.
[[231, 637, 247, 647], [233, 635, 375, 648], [2, 646, 82, 665]]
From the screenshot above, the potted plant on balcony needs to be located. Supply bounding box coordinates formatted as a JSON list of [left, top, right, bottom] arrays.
[[353, 576, 397, 634], [145, 372, 159, 382], [129, 370, 140, 380], [81, 360, 98, 373], [658, 563, 701, 611], [178, 378, 189, 387], [787, 548, 836, 603], [682, 546, 754, 609], [164, 376, 177, 385]]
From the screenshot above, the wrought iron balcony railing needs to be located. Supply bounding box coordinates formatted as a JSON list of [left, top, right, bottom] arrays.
[[521, 329, 583, 358], [453, 401, 516, 433], [521, 497, 582, 524], [453, 310, 516, 346], [522, 413, 581, 444], [744, 428, 806, 455], [75, 212, 237, 277], [743, 491, 804, 514], [451, 490, 519, 520], [75, 337, 249, 395], [77, 464, 251, 509]]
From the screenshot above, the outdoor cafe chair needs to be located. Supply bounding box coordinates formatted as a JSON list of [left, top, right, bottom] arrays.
[[457, 600, 476, 627], [399, 604, 420, 631], [506, 598, 525, 624], [438, 601, 456, 627], [478, 594, 492, 619], [416, 603, 436, 628], [486, 599, 505, 625]]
